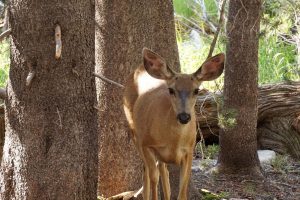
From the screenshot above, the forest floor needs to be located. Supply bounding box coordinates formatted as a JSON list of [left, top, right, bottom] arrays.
[[192, 156, 300, 200]]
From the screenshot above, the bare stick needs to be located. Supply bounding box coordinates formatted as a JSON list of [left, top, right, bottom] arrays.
[[0, 29, 11, 42], [107, 186, 143, 200], [93, 72, 124, 89], [0, 88, 6, 99], [55, 25, 62, 59], [207, 0, 227, 59]]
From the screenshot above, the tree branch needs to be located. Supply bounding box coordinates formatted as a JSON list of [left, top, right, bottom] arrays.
[[0, 88, 6, 100], [93, 72, 124, 89], [0, 29, 11, 42], [207, 0, 227, 59]]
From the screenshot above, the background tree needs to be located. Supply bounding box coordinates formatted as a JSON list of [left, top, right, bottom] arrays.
[[0, 1, 98, 199], [96, 0, 199, 198], [217, 0, 262, 176]]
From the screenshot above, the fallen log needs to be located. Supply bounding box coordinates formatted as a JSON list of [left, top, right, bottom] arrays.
[[196, 81, 300, 159]]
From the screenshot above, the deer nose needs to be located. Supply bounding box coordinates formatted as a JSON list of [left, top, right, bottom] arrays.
[[177, 113, 191, 124]]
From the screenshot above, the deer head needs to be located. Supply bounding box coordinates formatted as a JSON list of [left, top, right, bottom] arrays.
[[143, 48, 225, 124]]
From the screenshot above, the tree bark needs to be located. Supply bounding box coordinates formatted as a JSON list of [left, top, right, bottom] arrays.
[[96, 0, 200, 199], [0, 1, 98, 199], [95, 1, 143, 197], [0, 105, 4, 162], [217, 0, 262, 176]]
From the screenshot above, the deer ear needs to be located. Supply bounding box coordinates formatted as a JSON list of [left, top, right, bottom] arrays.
[[143, 48, 175, 80], [193, 53, 225, 81]]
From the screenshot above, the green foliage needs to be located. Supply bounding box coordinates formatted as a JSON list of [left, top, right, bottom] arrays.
[[204, 144, 220, 159], [0, 40, 9, 88], [173, 0, 194, 18], [218, 108, 237, 130], [201, 189, 229, 200], [271, 154, 290, 172], [259, 36, 298, 83], [175, 0, 300, 89], [176, 26, 225, 90], [196, 143, 220, 159], [203, 0, 218, 21]]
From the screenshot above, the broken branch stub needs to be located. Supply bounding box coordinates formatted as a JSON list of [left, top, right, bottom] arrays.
[[55, 25, 62, 59]]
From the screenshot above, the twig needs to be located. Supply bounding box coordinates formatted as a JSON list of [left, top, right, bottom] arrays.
[[93, 72, 124, 89], [107, 186, 143, 200], [55, 25, 62, 59], [0, 29, 11, 42], [271, 181, 298, 189], [0, 88, 6, 99], [207, 0, 227, 59], [200, 189, 220, 198]]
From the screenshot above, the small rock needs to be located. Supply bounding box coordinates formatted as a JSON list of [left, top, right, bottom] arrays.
[[258, 150, 276, 164], [229, 198, 249, 200]]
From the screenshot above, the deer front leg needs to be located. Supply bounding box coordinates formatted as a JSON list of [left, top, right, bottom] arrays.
[[158, 162, 170, 200], [142, 148, 159, 200], [177, 152, 193, 200], [143, 165, 150, 200]]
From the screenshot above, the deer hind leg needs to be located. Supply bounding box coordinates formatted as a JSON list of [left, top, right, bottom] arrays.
[[158, 162, 170, 200], [177, 152, 193, 200], [142, 147, 159, 200]]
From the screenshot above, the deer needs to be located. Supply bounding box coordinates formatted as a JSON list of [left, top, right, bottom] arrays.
[[123, 48, 224, 200]]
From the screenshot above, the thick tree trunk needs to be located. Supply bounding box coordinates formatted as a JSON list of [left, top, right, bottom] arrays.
[[0, 106, 4, 162], [217, 0, 262, 176], [95, 1, 143, 197], [0, 1, 98, 199], [96, 0, 199, 198]]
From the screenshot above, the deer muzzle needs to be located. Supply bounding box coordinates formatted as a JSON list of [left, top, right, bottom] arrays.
[[177, 112, 191, 124]]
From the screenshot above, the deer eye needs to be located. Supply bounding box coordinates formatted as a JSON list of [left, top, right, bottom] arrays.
[[193, 89, 199, 95], [168, 88, 175, 95]]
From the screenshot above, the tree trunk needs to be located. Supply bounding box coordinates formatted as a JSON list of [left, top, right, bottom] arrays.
[[95, 1, 143, 197], [217, 0, 262, 176], [0, 1, 98, 199], [0, 106, 4, 162], [96, 0, 199, 198]]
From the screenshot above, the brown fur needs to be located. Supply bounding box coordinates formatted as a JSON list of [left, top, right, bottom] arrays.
[[123, 49, 224, 200]]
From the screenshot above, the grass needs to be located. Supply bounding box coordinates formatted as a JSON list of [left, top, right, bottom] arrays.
[[176, 28, 299, 88], [0, 40, 9, 88], [271, 154, 290, 172], [173, 0, 194, 18], [259, 36, 299, 84]]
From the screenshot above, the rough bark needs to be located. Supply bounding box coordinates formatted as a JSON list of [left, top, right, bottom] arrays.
[[0, 1, 98, 199], [217, 0, 262, 176], [0, 105, 4, 162], [95, 1, 142, 197], [96, 0, 199, 198]]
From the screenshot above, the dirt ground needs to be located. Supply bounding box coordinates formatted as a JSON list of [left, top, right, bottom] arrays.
[[192, 156, 300, 200]]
